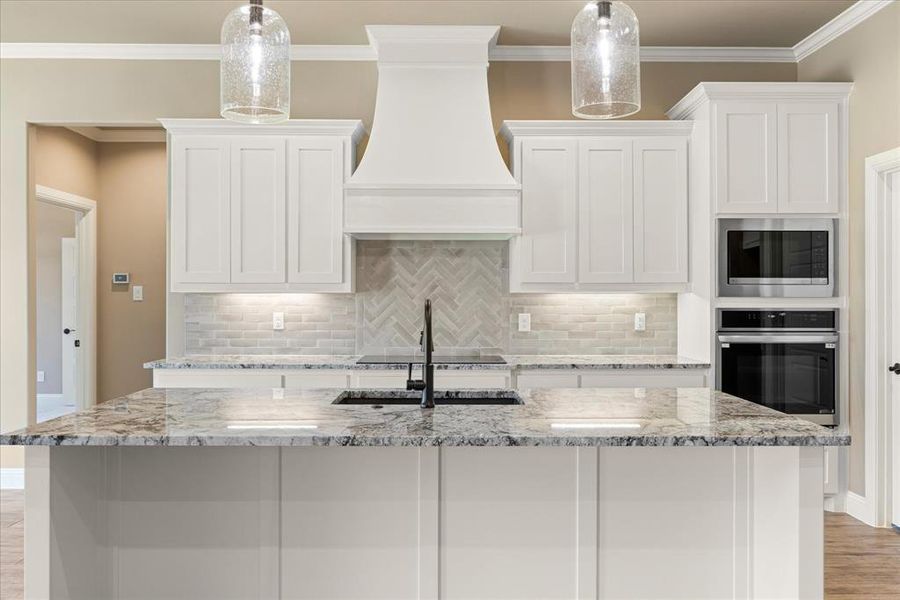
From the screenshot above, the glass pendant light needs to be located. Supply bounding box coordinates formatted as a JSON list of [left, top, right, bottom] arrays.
[[220, 0, 291, 123], [571, 1, 640, 119]]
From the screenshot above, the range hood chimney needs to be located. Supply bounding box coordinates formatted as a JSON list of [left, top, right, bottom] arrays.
[[344, 26, 521, 239]]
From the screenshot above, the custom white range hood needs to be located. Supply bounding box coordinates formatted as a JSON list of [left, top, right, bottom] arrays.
[[344, 26, 521, 239]]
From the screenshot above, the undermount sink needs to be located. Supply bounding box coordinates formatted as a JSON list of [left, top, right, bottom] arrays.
[[332, 390, 523, 406]]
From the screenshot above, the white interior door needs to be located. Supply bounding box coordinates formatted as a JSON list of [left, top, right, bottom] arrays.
[[60, 237, 78, 409], [891, 170, 900, 529]]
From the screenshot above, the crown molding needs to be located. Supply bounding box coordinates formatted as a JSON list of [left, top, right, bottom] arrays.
[[666, 82, 854, 120], [793, 0, 895, 62], [67, 126, 166, 143], [2, 1, 892, 65], [0, 42, 796, 63], [158, 118, 367, 142], [499, 120, 693, 141]]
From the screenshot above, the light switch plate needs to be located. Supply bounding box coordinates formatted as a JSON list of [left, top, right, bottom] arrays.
[[37, 370, 45, 383], [518, 313, 531, 332], [132, 285, 143, 302], [634, 312, 646, 332], [273, 312, 285, 331]]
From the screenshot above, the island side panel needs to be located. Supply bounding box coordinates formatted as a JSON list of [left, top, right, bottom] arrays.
[[28, 445, 826, 599], [439, 447, 583, 600], [27, 447, 109, 600], [751, 446, 825, 600], [596, 446, 738, 599], [280, 447, 423, 599]]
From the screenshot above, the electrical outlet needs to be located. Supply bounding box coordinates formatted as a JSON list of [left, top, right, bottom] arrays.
[[634, 312, 646, 332], [272, 388, 285, 400], [132, 285, 143, 302], [518, 313, 531, 332], [272, 312, 285, 331], [37, 370, 45, 383]]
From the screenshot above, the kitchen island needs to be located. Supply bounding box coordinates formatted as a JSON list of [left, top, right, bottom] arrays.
[[2, 386, 846, 600]]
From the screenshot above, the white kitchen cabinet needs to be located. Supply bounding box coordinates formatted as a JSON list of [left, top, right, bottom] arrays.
[[503, 121, 691, 292], [633, 137, 688, 283], [777, 102, 839, 214], [153, 368, 512, 391], [514, 369, 709, 390], [162, 119, 365, 293], [287, 137, 345, 284], [230, 137, 286, 283], [170, 136, 231, 284], [579, 138, 633, 283], [714, 101, 778, 214], [516, 138, 578, 284], [693, 88, 847, 216]]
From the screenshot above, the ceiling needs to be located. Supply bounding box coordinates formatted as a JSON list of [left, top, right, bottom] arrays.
[[0, 1, 856, 47]]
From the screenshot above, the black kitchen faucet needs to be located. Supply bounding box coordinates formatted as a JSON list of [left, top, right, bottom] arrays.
[[406, 299, 435, 408]]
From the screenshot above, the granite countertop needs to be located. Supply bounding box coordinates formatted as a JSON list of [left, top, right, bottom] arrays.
[[1, 387, 847, 448], [144, 354, 711, 371]]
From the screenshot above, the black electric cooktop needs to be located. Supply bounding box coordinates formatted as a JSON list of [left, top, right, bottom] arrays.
[[356, 354, 507, 365]]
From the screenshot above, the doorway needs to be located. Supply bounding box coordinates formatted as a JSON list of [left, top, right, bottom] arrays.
[[859, 147, 900, 529], [34, 185, 97, 421]]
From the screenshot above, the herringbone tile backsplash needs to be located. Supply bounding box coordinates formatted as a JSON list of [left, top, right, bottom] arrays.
[[184, 241, 677, 356]]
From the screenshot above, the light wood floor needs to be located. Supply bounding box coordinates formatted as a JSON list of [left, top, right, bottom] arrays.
[[2, 489, 898, 599]]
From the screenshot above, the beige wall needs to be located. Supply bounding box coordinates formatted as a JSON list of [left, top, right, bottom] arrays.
[[33, 125, 100, 199], [34, 202, 78, 395], [0, 57, 795, 467], [96, 142, 167, 402], [797, 2, 900, 495]]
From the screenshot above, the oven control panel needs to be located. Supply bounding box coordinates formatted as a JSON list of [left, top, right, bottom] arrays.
[[718, 309, 837, 331]]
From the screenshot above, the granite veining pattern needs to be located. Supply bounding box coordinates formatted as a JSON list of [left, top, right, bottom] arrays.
[[144, 354, 710, 371], [1, 387, 847, 448]]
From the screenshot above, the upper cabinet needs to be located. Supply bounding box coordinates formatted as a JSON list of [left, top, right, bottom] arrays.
[[669, 83, 851, 216], [714, 101, 778, 213], [502, 122, 691, 293], [161, 120, 365, 293]]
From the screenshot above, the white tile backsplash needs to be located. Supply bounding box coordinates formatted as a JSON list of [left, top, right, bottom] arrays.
[[184, 241, 677, 356]]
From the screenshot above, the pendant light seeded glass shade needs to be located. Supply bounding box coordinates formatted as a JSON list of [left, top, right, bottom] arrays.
[[221, 0, 291, 123], [571, 1, 640, 119]]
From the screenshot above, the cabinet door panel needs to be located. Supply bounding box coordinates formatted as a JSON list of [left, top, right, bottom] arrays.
[[171, 136, 230, 284], [579, 139, 634, 283], [230, 137, 286, 283], [715, 102, 777, 214], [518, 138, 578, 283], [634, 138, 688, 283], [777, 102, 839, 213], [287, 137, 344, 284]]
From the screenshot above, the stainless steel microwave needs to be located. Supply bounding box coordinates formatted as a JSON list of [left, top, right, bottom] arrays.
[[718, 219, 835, 297]]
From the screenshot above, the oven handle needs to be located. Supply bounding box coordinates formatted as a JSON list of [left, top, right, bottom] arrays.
[[717, 334, 839, 344]]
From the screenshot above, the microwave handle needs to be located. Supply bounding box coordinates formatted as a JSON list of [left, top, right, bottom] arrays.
[[718, 334, 839, 344]]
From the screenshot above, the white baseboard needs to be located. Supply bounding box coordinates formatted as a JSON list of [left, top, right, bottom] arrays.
[[0, 468, 24, 489], [845, 491, 877, 526]]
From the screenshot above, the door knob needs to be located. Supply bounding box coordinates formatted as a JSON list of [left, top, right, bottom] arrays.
[[63, 328, 75, 335], [889, 362, 900, 374]]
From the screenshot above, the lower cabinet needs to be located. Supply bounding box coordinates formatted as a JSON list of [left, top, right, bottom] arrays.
[[153, 369, 512, 390], [515, 369, 708, 389]]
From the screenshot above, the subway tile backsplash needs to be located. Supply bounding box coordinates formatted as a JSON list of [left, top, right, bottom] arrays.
[[184, 241, 677, 356]]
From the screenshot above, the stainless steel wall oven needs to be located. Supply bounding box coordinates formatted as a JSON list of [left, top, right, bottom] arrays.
[[718, 219, 835, 297], [716, 309, 838, 426]]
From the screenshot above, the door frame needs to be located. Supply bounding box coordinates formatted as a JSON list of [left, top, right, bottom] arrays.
[[854, 147, 900, 527], [34, 185, 97, 412]]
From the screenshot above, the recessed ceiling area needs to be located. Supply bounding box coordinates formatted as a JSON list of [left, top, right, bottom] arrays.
[[0, 0, 857, 47]]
